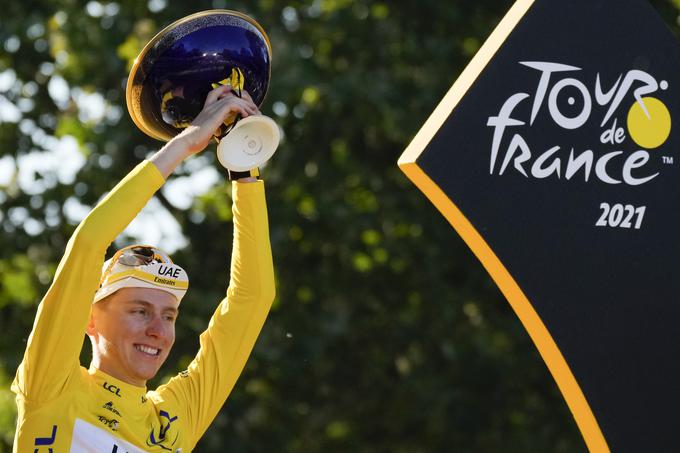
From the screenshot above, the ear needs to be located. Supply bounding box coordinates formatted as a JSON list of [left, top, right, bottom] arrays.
[[86, 307, 97, 337]]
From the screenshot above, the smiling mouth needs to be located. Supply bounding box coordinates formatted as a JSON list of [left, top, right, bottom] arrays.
[[135, 344, 160, 356]]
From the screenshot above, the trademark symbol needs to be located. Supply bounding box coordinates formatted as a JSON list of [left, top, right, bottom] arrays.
[[662, 156, 674, 164]]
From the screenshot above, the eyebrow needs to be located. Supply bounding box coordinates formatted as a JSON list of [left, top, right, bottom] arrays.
[[127, 300, 179, 315]]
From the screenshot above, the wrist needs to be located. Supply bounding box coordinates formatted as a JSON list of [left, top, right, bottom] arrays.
[[149, 135, 195, 179], [228, 167, 260, 181], [235, 176, 258, 183], [172, 127, 206, 156]]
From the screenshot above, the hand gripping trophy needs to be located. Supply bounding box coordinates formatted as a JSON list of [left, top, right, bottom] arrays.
[[126, 10, 279, 175]]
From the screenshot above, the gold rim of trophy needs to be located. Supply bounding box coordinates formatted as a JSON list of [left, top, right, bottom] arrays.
[[125, 9, 273, 142]]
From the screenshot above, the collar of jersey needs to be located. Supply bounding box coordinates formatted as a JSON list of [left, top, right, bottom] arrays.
[[89, 365, 149, 406]]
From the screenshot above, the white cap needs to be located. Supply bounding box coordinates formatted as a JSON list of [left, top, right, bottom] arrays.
[[93, 245, 189, 304]]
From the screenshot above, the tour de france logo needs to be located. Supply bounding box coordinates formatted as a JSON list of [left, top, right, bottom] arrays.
[[485, 61, 672, 230]]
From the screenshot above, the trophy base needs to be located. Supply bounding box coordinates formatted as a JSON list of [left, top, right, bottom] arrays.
[[216, 115, 280, 171]]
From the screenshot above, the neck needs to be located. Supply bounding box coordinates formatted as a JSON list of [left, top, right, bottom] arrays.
[[90, 357, 146, 387]]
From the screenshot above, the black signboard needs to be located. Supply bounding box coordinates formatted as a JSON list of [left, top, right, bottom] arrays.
[[398, 0, 680, 451]]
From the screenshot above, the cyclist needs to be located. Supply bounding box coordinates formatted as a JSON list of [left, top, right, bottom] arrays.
[[12, 85, 275, 452]]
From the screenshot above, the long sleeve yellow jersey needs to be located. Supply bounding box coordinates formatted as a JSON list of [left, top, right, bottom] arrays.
[[11, 161, 275, 452]]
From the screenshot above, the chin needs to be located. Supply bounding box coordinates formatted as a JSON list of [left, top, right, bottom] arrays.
[[139, 360, 169, 380], [137, 367, 161, 381], [126, 363, 159, 382]]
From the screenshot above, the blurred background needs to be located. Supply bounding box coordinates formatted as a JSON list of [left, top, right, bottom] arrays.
[[2, 0, 679, 451]]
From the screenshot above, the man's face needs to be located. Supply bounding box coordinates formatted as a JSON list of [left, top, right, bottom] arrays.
[[88, 287, 179, 386]]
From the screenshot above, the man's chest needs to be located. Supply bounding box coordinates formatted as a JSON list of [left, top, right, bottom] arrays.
[[24, 384, 187, 452]]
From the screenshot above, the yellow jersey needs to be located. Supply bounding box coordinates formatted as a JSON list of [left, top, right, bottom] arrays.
[[12, 161, 275, 452]]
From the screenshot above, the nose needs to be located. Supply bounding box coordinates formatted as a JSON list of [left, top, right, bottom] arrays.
[[145, 314, 168, 340]]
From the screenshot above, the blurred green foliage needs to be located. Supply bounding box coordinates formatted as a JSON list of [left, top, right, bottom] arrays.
[[1, 0, 679, 451]]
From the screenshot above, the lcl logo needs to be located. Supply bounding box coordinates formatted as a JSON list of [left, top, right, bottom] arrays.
[[103, 382, 121, 397]]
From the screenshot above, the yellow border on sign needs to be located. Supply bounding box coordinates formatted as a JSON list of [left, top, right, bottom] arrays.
[[398, 1, 609, 452]]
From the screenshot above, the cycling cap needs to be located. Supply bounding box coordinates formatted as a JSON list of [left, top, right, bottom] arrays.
[[93, 244, 189, 304]]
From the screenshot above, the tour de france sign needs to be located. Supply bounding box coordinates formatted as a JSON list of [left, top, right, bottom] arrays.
[[398, 0, 680, 451]]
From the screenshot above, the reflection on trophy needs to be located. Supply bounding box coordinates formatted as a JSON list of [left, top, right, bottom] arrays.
[[126, 10, 280, 171]]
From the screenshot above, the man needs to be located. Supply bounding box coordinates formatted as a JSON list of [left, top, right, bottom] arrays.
[[12, 84, 275, 452]]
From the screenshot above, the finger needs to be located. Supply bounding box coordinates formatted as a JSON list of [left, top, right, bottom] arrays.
[[239, 97, 259, 114], [244, 101, 260, 116], [241, 100, 258, 115], [222, 91, 255, 106], [224, 102, 251, 119], [204, 84, 233, 107], [240, 90, 254, 103], [218, 96, 256, 114], [208, 96, 257, 122], [217, 89, 237, 101], [243, 94, 261, 114]]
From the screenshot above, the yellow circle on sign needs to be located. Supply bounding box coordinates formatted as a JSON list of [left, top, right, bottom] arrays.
[[627, 96, 671, 149]]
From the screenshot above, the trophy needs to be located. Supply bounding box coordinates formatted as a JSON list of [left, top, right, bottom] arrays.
[[126, 10, 279, 171]]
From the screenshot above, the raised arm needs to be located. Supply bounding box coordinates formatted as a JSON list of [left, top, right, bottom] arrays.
[[156, 179, 276, 447]]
